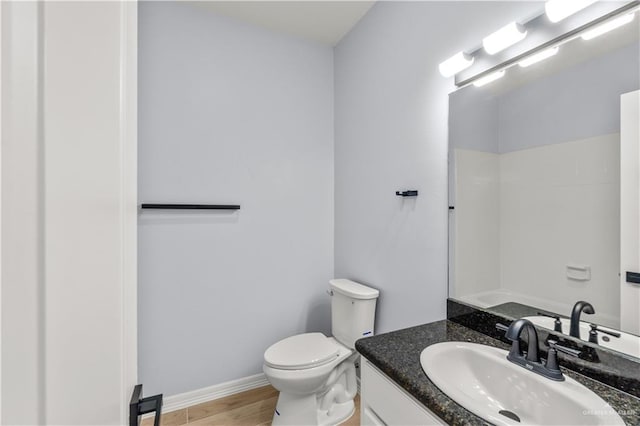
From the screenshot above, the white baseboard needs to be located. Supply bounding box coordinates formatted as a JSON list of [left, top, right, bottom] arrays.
[[157, 373, 270, 414]]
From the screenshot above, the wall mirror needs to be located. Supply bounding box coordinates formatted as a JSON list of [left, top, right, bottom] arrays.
[[448, 15, 639, 360]]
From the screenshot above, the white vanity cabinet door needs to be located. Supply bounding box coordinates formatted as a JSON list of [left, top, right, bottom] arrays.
[[360, 358, 446, 425]]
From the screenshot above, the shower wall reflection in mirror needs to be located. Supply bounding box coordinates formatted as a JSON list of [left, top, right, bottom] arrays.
[[448, 20, 640, 359]]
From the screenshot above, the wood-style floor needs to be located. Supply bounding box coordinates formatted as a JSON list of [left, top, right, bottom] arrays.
[[141, 385, 361, 426]]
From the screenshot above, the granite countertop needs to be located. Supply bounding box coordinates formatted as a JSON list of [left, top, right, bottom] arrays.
[[355, 320, 640, 426]]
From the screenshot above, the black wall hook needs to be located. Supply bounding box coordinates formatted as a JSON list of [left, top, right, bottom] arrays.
[[627, 271, 640, 284], [396, 190, 418, 197]]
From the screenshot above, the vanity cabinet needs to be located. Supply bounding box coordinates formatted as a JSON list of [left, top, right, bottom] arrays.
[[360, 358, 446, 425]]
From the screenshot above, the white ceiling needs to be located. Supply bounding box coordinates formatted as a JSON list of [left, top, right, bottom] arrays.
[[192, 1, 376, 46]]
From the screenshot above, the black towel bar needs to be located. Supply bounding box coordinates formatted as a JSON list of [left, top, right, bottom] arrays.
[[140, 204, 240, 210]]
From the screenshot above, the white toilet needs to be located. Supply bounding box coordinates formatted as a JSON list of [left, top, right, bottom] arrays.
[[263, 279, 379, 426]]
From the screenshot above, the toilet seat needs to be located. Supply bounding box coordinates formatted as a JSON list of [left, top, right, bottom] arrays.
[[264, 332, 340, 370]]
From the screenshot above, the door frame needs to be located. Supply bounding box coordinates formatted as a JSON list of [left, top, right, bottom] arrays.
[[120, 1, 138, 423], [620, 90, 640, 335]]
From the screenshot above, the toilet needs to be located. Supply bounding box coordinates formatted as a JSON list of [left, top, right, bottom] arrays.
[[263, 279, 379, 426]]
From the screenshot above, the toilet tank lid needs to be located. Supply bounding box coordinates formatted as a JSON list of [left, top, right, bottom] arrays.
[[330, 279, 379, 300]]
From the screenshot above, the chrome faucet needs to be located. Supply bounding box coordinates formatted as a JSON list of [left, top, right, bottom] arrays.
[[496, 319, 581, 381], [570, 301, 595, 338]]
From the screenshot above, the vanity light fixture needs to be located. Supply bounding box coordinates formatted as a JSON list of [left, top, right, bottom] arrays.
[[445, 1, 639, 85], [581, 13, 635, 40], [439, 52, 475, 77], [545, 0, 598, 23], [473, 69, 505, 87], [482, 22, 527, 55], [519, 46, 559, 67]]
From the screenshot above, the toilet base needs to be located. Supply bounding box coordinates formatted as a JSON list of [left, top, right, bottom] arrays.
[[318, 399, 354, 426], [271, 392, 355, 426], [272, 392, 316, 426]]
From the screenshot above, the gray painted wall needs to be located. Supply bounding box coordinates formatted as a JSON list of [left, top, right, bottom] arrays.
[[449, 89, 499, 153], [138, 2, 334, 396], [333, 1, 543, 333], [139, 0, 552, 396], [450, 41, 640, 153], [499, 41, 639, 152]]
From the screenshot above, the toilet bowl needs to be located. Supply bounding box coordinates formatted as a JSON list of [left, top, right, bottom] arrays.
[[264, 334, 357, 425], [263, 279, 379, 426]]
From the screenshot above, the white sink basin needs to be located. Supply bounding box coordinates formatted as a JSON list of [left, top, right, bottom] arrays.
[[420, 342, 625, 426], [522, 316, 640, 359]]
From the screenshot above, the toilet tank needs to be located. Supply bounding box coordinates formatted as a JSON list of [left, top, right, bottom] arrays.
[[329, 279, 379, 349]]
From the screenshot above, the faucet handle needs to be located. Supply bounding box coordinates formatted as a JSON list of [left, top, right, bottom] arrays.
[[536, 312, 565, 333], [589, 323, 621, 338], [548, 340, 581, 357], [495, 323, 510, 334], [545, 340, 581, 376], [589, 324, 599, 344]]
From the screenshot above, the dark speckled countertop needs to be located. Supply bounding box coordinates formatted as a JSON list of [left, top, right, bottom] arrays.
[[355, 320, 640, 426]]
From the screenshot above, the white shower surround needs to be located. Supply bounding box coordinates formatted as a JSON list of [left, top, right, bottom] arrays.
[[454, 134, 620, 329]]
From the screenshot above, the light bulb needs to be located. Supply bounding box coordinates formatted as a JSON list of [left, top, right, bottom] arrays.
[[581, 13, 635, 40], [439, 52, 475, 77], [545, 0, 598, 23], [519, 46, 559, 67], [483, 22, 527, 55], [473, 70, 506, 87]]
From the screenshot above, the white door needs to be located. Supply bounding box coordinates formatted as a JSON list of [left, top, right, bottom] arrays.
[[620, 90, 640, 335], [1, 2, 138, 423]]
